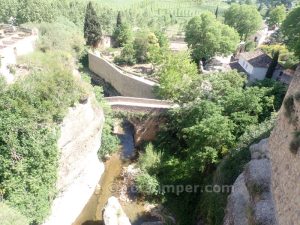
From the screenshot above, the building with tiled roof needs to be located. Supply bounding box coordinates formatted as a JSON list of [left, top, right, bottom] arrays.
[[237, 49, 285, 82]]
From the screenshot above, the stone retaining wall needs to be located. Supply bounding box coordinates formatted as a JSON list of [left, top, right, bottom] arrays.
[[88, 52, 157, 99]]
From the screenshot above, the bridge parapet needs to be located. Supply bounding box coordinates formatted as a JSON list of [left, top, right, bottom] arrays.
[[105, 96, 174, 113]]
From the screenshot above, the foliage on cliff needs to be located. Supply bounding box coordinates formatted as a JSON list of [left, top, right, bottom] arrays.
[[137, 68, 286, 224], [81, 73, 120, 159], [0, 203, 29, 225], [0, 51, 86, 224]]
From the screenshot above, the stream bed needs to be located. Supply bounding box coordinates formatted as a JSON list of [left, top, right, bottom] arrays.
[[72, 121, 157, 225]]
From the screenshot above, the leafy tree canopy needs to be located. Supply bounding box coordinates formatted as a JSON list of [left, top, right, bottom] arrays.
[[156, 51, 199, 102], [185, 12, 240, 62], [267, 5, 286, 27], [281, 6, 300, 59], [224, 4, 263, 40]]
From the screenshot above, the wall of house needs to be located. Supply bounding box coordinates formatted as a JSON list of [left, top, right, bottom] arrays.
[[251, 67, 268, 80], [238, 56, 253, 74], [88, 52, 156, 99]]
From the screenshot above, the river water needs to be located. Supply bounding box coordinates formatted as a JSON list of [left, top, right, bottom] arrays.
[[72, 121, 156, 225]]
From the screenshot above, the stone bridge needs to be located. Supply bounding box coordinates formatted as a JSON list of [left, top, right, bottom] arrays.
[[105, 96, 175, 146], [104, 96, 174, 113]]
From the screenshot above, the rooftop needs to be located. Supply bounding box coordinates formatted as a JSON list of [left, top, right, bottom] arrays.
[[240, 49, 283, 69]]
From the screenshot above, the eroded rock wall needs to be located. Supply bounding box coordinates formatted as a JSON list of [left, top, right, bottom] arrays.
[[43, 98, 105, 225], [268, 65, 300, 225], [223, 139, 277, 225]]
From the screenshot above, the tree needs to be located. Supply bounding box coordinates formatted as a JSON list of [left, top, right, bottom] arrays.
[[224, 4, 263, 40], [266, 51, 280, 78], [0, 0, 19, 23], [16, 0, 57, 23], [133, 31, 161, 63], [215, 6, 219, 18], [185, 12, 240, 62], [156, 52, 199, 102], [281, 6, 300, 59], [116, 11, 122, 27], [112, 11, 132, 47], [267, 5, 286, 27], [114, 43, 136, 65], [84, 1, 102, 47]]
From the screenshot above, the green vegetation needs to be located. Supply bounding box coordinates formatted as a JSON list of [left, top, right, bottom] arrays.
[[155, 51, 198, 102], [0, 202, 29, 225], [0, 51, 86, 224], [84, 2, 102, 47], [281, 6, 300, 60], [115, 29, 169, 65], [30, 18, 85, 57], [135, 67, 286, 224], [267, 5, 286, 27], [265, 50, 279, 78], [224, 4, 263, 40], [112, 12, 132, 47], [88, 78, 120, 159], [260, 44, 298, 69], [1, 1, 297, 225], [185, 12, 240, 62]]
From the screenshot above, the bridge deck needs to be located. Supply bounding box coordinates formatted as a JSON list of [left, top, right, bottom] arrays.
[[105, 96, 174, 109]]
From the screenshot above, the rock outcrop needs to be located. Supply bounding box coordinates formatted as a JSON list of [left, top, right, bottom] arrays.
[[223, 138, 278, 225], [103, 196, 131, 225], [268, 65, 300, 224], [43, 98, 105, 225]]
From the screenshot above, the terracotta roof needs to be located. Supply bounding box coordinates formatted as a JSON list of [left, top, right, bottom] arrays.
[[239, 50, 283, 69]]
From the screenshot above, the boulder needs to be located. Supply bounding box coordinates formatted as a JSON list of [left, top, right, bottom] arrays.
[[103, 197, 131, 225]]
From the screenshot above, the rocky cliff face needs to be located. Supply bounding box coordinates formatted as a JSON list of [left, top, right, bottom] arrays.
[[223, 139, 277, 225], [43, 98, 105, 225], [224, 65, 300, 225], [268, 65, 300, 224]]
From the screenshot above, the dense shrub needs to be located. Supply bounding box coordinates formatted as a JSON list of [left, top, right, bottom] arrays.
[[138, 143, 161, 173], [33, 18, 85, 58], [114, 43, 136, 66], [0, 203, 29, 225], [136, 172, 159, 196], [0, 51, 85, 224]]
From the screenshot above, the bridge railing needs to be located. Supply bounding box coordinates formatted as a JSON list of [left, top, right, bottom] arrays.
[[105, 96, 173, 108]]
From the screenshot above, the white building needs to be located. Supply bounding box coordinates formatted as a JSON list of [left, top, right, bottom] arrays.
[[237, 50, 284, 82], [0, 24, 38, 83]]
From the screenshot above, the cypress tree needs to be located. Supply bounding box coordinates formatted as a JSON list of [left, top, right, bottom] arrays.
[[116, 11, 122, 27], [266, 51, 280, 79], [84, 2, 102, 47], [215, 6, 219, 19]]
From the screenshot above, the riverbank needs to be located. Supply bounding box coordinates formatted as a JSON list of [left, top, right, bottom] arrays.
[[73, 120, 161, 225]]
